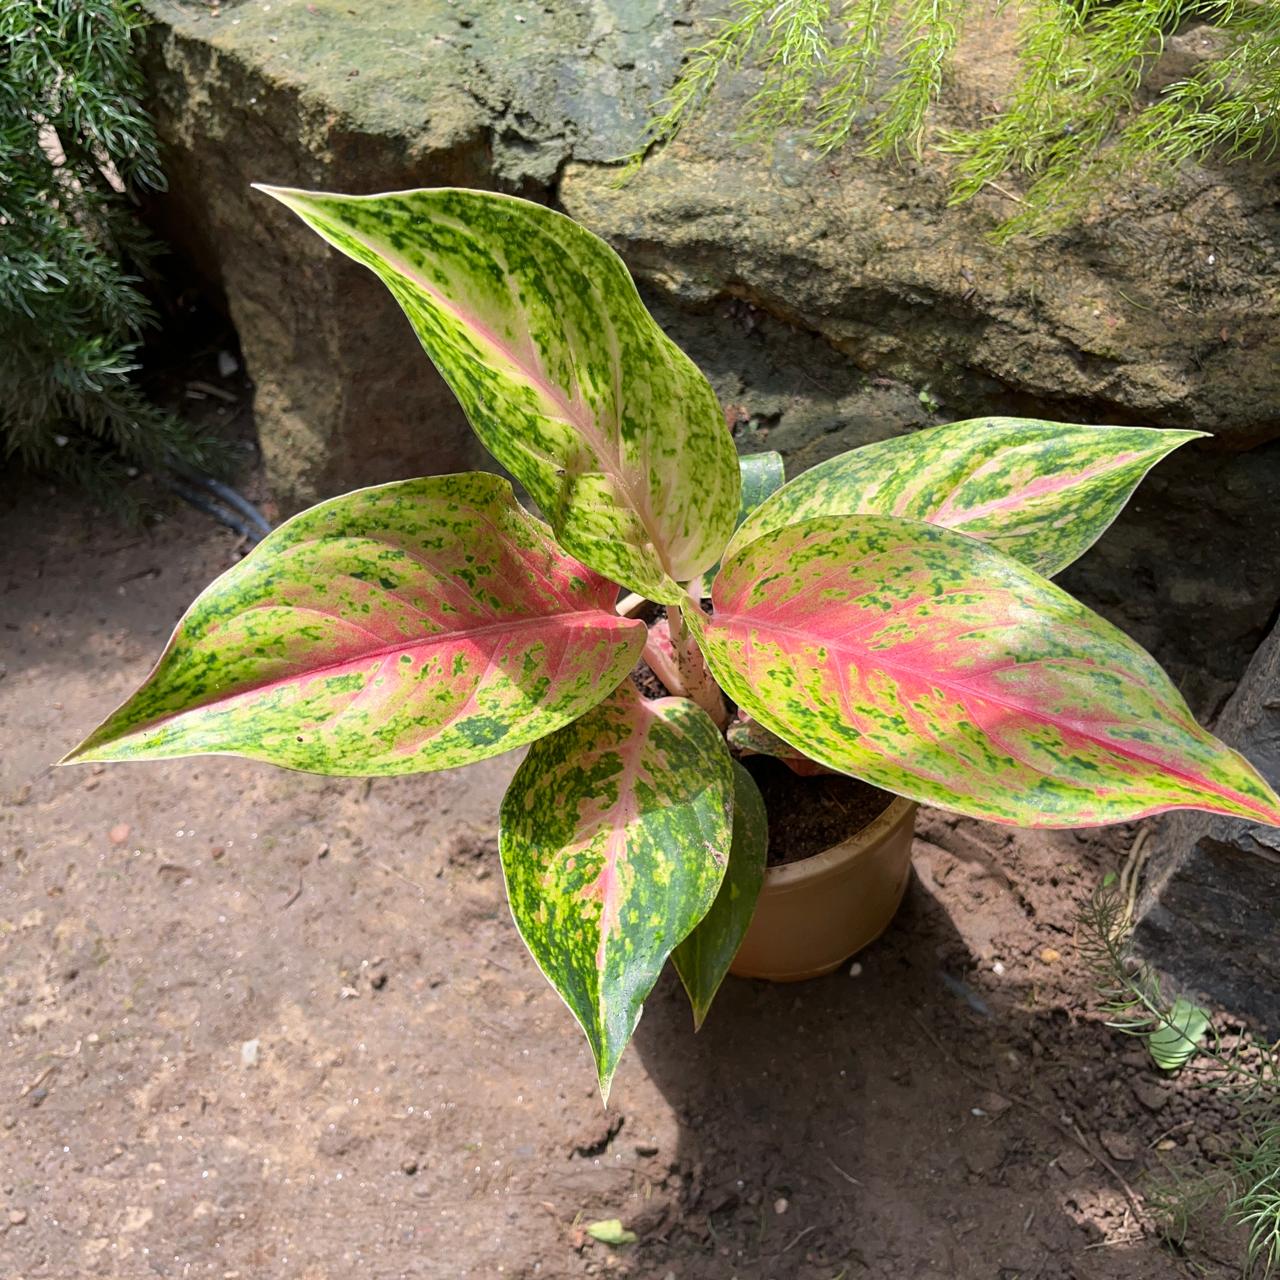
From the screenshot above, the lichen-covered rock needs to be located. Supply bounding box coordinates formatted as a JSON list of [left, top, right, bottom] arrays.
[[140, 0, 696, 508], [1133, 624, 1280, 1037]]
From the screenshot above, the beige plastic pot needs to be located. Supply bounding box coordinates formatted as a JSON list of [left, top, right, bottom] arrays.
[[729, 797, 918, 982]]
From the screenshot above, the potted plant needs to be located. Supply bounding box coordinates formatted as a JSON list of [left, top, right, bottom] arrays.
[[64, 188, 1280, 1100]]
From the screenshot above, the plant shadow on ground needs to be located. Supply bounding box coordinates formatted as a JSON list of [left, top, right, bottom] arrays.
[[627, 825, 1250, 1280]]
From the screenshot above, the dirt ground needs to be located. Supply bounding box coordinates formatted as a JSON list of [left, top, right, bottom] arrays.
[[0, 482, 1256, 1279]]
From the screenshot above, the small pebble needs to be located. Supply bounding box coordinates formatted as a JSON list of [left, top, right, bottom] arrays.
[[8, 1208, 27, 1226], [848, 962, 862, 977], [1100, 1130, 1137, 1162], [401, 1157, 418, 1176], [240, 1039, 259, 1068], [773, 1197, 789, 1215], [992, 961, 1005, 976], [1039, 947, 1061, 963]]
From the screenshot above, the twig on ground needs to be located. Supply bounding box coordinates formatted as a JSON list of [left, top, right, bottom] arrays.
[[375, 859, 427, 897], [280, 871, 304, 910], [826, 1156, 862, 1186], [19, 1064, 57, 1098], [983, 180, 1033, 208], [780, 1224, 818, 1254]]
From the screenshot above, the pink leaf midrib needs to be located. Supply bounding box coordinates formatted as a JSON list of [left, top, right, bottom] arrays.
[[591, 700, 655, 972], [928, 450, 1145, 527], [132, 609, 638, 741]]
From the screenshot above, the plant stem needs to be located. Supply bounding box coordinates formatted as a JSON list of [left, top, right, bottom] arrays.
[[669, 600, 729, 730], [642, 621, 688, 698]]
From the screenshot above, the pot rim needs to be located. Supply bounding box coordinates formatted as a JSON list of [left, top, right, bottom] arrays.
[[761, 795, 917, 890]]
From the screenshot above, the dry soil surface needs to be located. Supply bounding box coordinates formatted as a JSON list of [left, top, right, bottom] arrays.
[[0, 486, 1253, 1278]]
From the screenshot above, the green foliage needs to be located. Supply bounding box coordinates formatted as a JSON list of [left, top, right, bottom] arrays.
[[1080, 878, 1280, 1275], [629, 0, 1280, 236], [1235, 1119, 1280, 1277], [1, 0, 224, 504]]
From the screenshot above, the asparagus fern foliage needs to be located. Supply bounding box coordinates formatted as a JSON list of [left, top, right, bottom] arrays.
[[627, 0, 1280, 238]]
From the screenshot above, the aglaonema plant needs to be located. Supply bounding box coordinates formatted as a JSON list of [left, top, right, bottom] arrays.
[[63, 187, 1280, 1099]]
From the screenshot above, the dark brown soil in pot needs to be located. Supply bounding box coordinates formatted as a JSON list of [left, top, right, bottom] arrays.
[[743, 755, 895, 865]]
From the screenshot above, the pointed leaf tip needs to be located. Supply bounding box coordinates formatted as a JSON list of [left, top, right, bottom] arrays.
[[729, 419, 1205, 576], [673, 761, 768, 1028]]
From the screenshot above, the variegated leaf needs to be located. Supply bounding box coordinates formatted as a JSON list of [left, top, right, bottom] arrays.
[[258, 185, 739, 604], [499, 684, 734, 1098], [728, 419, 1203, 576], [64, 473, 644, 774], [736, 451, 785, 528], [672, 762, 768, 1028], [687, 515, 1280, 828]]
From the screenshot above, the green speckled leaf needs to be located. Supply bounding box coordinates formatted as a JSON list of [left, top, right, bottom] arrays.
[[500, 684, 734, 1098], [687, 514, 1280, 829], [728, 419, 1202, 576], [65, 473, 644, 775], [672, 762, 768, 1028], [736, 451, 785, 527], [258, 184, 739, 604], [706, 451, 785, 583]]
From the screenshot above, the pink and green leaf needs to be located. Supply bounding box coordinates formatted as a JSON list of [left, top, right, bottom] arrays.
[[64, 473, 644, 775], [257, 185, 739, 604], [499, 684, 734, 1098], [672, 761, 768, 1028], [687, 515, 1280, 828], [728, 419, 1203, 576]]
